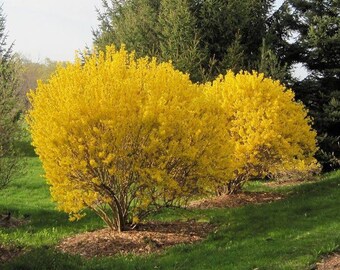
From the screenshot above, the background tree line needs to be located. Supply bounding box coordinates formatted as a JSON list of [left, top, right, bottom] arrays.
[[94, 0, 339, 170], [94, 0, 282, 82]]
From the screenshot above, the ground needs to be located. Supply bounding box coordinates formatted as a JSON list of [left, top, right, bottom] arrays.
[[57, 221, 215, 258], [1, 168, 339, 269], [57, 191, 284, 258], [316, 253, 340, 270], [0, 245, 25, 265]]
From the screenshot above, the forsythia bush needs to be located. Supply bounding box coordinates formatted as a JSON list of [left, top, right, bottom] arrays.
[[27, 45, 319, 230], [205, 71, 319, 193], [27, 46, 233, 231]]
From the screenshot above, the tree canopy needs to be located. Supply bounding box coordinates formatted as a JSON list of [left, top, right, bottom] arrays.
[[94, 0, 276, 82], [271, 0, 340, 170]]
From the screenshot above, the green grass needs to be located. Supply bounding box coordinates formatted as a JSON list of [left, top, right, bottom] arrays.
[[1, 157, 339, 269], [0, 158, 105, 248]]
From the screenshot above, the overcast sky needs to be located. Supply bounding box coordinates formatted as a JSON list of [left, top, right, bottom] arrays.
[[2, 0, 285, 63], [2, 0, 102, 62]]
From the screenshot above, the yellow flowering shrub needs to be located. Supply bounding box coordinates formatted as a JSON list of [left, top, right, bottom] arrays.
[[205, 71, 319, 193], [27, 46, 233, 231]]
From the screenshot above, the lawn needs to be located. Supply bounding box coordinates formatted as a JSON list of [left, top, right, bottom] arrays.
[[0, 155, 339, 269]]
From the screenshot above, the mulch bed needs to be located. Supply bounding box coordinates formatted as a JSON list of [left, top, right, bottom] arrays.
[[57, 191, 283, 258], [0, 245, 25, 264], [0, 214, 29, 228], [0, 214, 30, 264], [188, 191, 284, 209], [57, 221, 215, 258], [316, 253, 340, 270]]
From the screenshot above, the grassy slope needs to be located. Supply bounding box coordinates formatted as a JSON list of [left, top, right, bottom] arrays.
[[0, 157, 104, 248], [1, 158, 339, 269]]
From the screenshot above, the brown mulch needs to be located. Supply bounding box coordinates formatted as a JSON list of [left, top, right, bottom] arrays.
[[57, 221, 215, 258], [188, 191, 284, 209], [0, 213, 30, 228], [316, 253, 340, 270], [0, 214, 30, 264], [57, 192, 283, 258], [0, 245, 25, 264]]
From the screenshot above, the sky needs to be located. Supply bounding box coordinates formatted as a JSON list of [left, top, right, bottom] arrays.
[[2, 0, 290, 67], [2, 0, 102, 62]]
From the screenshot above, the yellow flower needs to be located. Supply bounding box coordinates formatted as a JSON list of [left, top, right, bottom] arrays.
[[89, 159, 98, 167], [27, 45, 316, 228]]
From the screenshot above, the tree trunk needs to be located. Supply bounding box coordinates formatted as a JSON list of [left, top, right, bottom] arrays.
[[227, 176, 246, 194]]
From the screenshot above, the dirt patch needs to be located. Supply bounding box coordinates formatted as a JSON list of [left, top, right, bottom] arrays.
[[57, 221, 215, 258], [316, 253, 340, 270], [0, 214, 29, 264], [188, 192, 284, 209], [0, 245, 25, 264], [0, 213, 30, 228]]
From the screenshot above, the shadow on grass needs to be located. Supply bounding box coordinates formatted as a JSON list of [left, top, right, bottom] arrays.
[[15, 140, 37, 157], [2, 172, 340, 270], [0, 207, 103, 232], [2, 247, 84, 270], [85, 173, 340, 270]]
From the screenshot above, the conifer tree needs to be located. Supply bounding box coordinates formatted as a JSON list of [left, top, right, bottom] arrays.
[[256, 39, 289, 82], [0, 5, 22, 189], [94, 0, 160, 57], [274, 0, 340, 170], [94, 0, 275, 82], [158, 0, 205, 82]]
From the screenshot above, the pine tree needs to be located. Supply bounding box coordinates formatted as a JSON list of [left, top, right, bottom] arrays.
[[256, 39, 289, 82], [94, 0, 160, 57], [221, 31, 245, 74], [0, 5, 22, 189], [275, 0, 340, 170], [94, 0, 276, 82], [158, 0, 205, 82], [195, 0, 274, 78]]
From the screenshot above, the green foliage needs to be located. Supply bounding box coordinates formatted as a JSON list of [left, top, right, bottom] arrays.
[[93, 0, 160, 57], [1, 161, 339, 269], [195, 0, 274, 77], [276, 0, 340, 170], [158, 0, 205, 82], [256, 39, 289, 82], [94, 0, 276, 82], [220, 31, 245, 74], [0, 4, 23, 190]]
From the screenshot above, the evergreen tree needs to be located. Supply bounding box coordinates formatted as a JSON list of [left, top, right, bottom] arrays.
[[274, 0, 340, 170], [0, 5, 22, 189], [94, 0, 160, 57], [221, 31, 245, 74], [158, 0, 205, 82], [256, 38, 289, 82], [195, 0, 274, 78], [94, 0, 275, 82]]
